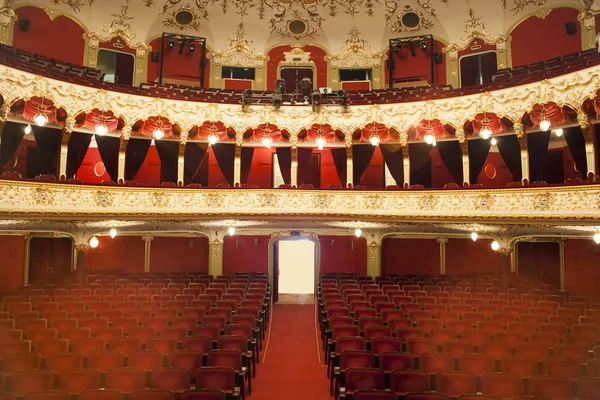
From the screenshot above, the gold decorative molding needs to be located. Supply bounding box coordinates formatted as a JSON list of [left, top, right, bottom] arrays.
[[0, 5, 15, 45], [327, 26, 385, 90], [0, 180, 599, 221]]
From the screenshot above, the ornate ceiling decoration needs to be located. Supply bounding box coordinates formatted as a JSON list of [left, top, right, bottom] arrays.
[[503, 0, 547, 14]]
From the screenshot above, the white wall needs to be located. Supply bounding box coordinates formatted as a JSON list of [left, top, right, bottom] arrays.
[[279, 240, 315, 294]]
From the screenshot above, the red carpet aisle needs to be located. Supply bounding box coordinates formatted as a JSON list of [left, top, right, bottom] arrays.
[[249, 303, 330, 400]]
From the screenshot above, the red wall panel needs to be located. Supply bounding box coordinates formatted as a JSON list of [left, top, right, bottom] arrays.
[[564, 239, 600, 299], [147, 37, 211, 88], [13, 6, 85, 65], [431, 146, 456, 188], [477, 151, 513, 187], [358, 146, 384, 188], [246, 147, 274, 188], [266, 45, 328, 91], [149, 237, 208, 273], [385, 39, 447, 86], [207, 145, 230, 187], [134, 144, 161, 186], [0, 235, 25, 289], [319, 236, 367, 275], [510, 7, 581, 67], [84, 236, 145, 273], [77, 147, 111, 183], [312, 149, 342, 188], [445, 238, 503, 275], [382, 238, 440, 275], [223, 235, 270, 274]]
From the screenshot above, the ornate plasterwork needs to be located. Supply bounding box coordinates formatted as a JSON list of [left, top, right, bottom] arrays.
[[1, 181, 600, 221], [327, 26, 385, 90], [1, 60, 599, 142], [211, 23, 267, 90], [388, 5, 434, 33]]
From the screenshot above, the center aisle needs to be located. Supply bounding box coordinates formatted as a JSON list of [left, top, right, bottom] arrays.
[[249, 303, 330, 400]]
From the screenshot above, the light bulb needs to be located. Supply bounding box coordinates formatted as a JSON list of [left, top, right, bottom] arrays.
[[355, 228, 362, 238], [89, 236, 99, 249], [34, 113, 48, 127], [491, 137, 497, 146], [471, 231, 478, 241], [480, 126, 492, 140], [369, 135, 380, 146], [540, 118, 551, 131], [95, 123, 108, 135], [261, 136, 272, 149], [491, 240, 500, 251], [594, 232, 600, 244], [208, 133, 219, 146], [424, 133, 435, 145], [553, 128, 563, 137], [24, 124, 32, 134], [153, 128, 164, 140], [109, 228, 117, 238], [316, 136, 326, 150], [228, 227, 236, 236]]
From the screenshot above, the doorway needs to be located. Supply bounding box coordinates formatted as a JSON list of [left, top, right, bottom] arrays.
[[516, 241, 562, 289], [97, 49, 135, 86], [28, 237, 73, 284], [274, 240, 316, 304], [459, 51, 497, 87], [280, 67, 314, 95]]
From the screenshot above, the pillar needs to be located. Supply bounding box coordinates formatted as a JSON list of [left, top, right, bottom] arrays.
[[290, 146, 298, 187], [234, 144, 242, 187], [578, 10, 597, 51], [0, 104, 9, 147], [578, 112, 596, 179], [499, 248, 512, 291], [443, 45, 459, 89], [367, 240, 382, 278], [403, 147, 410, 188], [558, 240, 566, 290], [458, 132, 469, 186], [143, 235, 153, 273], [209, 238, 224, 277], [177, 142, 185, 186], [346, 146, 353, 188], [515, 124, 529, 183], [73, 243, 87, 284], [117, 127, 130, 184], [438, 238, 448, 274], [58, 117, 75, 180], [0, 4, 16, 46]]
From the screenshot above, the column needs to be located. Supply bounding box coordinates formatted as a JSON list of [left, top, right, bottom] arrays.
[[578, 113, 596, 179], [438, 238, 448, 274], [346, 146, 353, 188], [458, 131, 469, 186], [0, 104, 9, 147], [498, 247, 513, 291], [177, 142, 185, 186], [143, 235, 153, 273], [403, 147, 410, 188], [0, 4, 16, 46], [290, 146, 298, 187], [58, 117, 75, 180], [367, 240, 382, 278], [73, 243, 87, 284], [558, 240, 566, 290], [578, 10, 597, 51], [515, 124, 529, 183], [233, 144, 242, 187], [118, 127, 131, 184], [209, 238, 224, 277]]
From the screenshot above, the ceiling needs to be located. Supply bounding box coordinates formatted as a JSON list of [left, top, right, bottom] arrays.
[[14, 0, 590, 54]]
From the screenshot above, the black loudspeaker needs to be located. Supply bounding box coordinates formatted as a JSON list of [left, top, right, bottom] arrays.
[[434, 53, 443, 64], [386, 59, 394, 70], [18, 19, 29, 32], [151, 52, 159, 62], [565, 21, 577, 35]]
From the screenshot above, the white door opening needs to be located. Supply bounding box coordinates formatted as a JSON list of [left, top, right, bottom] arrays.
[[278, 240, 315, 296]]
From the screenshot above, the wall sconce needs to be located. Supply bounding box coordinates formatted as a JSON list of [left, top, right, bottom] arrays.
[[329, 239, 336, 247], [254, 238, 259, 246]]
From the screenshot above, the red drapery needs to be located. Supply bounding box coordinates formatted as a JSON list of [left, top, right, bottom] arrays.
[[197, 121, 227, 142], [83, 110, 119, 133], [361, 122, 390, 143], [415, 119, 445, 141], [472, 113, 503, 135], [140, 117, 174, 139], [23, 97, 57, 124], [529, 103, 565, 127]]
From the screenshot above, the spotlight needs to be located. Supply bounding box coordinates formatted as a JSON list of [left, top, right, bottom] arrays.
[[392, 44, 402, 53], [553, 128, 564, 137], [311, 91, 321, 112], [300, 77, 312, 96], [243, 89, 253, 97], [261, 136, 272, 149], [424, 133, 435, 145], [168, 39, 175, 49], [420, 41, 428, 50], [491, 240, 500, 251], [540, 117, 551, 131], [95, 123, 108, 135], [24, 124, 32, 134], [354, 228, 362, 238], [275, 79, 286, 94], [491, 137, 497, 146], [228, 227, 236, 236], [272, 92, 283, 110], [471, 231, 478, 241], [369, 135, 380, 146], [316, 136, 326, 150], [109, 228, 117, 238], [338, 90, 348, 107], [189, 43, 196, 52], [208, 133, 219, 146], [89, 236, 99, 249], [153, 127, 164, 140], [594, 232, 600, 244], [34, 112, 48, 127], [480, 126, 492, 140]]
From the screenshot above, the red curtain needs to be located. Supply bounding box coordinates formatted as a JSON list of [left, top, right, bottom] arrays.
[[409, 143, 432, 187], [496, 135, 522, 182], [95, 135, 120, 182], [125, 138, 151, 181], [184, 142, 208, 185], [297, 148, 314, 185], [331, 148, 347, 186], [437, 140, 463, 184], [240, 147, 254, 185], [155, 140, 179, 184], [0, 122, 25, 171], [527, 131, 551, 182], [564, 127, 588, 179], [66, 132, 92, 179], [32, 127, 62, 177], [211, 143, 235, 186], [468, 138, 491, 184], [275, 147, 292, 184], [352, 144, 376, 185], [380, 144, 404, 186]]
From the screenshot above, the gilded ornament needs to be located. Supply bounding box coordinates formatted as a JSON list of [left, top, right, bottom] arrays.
[[94, 190, 114, 207], [33, 187, 54, 205], [473, 194, 495, 210], [533, 192, 555, 211], [418, 194, 438, 210]]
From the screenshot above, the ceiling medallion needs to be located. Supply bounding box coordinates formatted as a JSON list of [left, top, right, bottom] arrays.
[[164, 5, 201, 30], [389, 5, 433, 33], [271, 1, 324, 39], [503, 0, 547, 14]]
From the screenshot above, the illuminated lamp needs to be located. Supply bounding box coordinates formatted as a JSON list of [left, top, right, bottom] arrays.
[[594, 232, 600, 244], [491, 137, 497, 146], [354, 228, 362, 238], [491, 240, 500, 251], [316, 136, 326, 150], [261, 136, 272, 149], [471, 231, 478, 241], [153, 118, 165, 140], [109, 228, 117, 238], [24, 124, 32, 134], [89, 236, 99, 249], [208, 133, 219, 145], [553, 128, 563, 137], [539, 107, 551, 131], [228, 227, 236, 236], [369, 134, 380, 146]]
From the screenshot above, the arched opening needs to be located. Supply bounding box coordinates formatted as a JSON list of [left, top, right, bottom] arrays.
[[26, 235, 73, 284]]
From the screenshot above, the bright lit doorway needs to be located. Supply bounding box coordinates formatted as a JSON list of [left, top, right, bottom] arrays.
[[276, 240, 315, 304]]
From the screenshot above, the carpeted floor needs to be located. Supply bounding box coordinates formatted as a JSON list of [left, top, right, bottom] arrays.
[[248, 303, 330, 400]]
